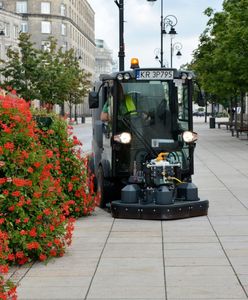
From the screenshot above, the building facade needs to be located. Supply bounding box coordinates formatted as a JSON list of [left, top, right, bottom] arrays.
[[0, 0, 95, 116], [95, 39, 116, 83], [0, 9, 22, 61]]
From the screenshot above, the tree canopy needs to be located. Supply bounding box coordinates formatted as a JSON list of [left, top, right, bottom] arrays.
[[191, 0, 248, 107], [0, 33, 91, 108]]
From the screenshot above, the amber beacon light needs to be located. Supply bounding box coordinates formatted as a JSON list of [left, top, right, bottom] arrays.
[[130, 58, 140, 69]]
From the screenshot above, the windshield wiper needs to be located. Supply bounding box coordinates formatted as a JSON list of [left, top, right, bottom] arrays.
[[120, 116, 158, 157]]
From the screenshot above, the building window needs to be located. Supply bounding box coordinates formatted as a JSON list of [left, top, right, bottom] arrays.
[[41, 21, 51, 34], [20, 22, 28, 33], [16, 1, 27, 13], [61, 23, 66, 36], [14, 25, 19, 39], [41, 2, 50, 14], [60, 4, 66, 16], [4, 23, 10, 37], [62, 42, 67, 52], [41, 41, 51, 52]]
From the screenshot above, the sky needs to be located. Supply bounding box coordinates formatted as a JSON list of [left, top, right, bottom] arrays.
[[88, 0, 224, 70]]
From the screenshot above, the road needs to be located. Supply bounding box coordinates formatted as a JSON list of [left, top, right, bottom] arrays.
[[72, 119, 92, 154]]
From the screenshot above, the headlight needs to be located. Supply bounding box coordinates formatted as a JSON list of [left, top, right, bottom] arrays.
[[181, 73, 188, 80], [124, 73, 131, 80], [113, 132, 132, 144], [117, 73, 123, 80], [182, 131, 198, 143]]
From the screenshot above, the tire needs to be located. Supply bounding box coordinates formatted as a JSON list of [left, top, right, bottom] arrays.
[[97, 165, 111, 208]]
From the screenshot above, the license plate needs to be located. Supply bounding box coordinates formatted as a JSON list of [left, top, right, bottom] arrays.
[[136, 69, 174, 80]]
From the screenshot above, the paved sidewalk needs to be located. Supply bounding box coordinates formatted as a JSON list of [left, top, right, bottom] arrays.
[[10, 121, 248, 299]]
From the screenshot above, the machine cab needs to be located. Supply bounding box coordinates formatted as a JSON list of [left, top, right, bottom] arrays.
[[89, 66, 208, 220]]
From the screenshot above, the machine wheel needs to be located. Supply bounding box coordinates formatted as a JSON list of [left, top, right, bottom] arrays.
[[97, 165, 111, 208]]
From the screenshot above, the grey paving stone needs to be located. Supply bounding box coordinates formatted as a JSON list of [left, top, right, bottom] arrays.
[[17, 286, 85, 300], [102, 242, 162, 258], [163, 235, 218, 243], [209, 216, 248, 236], [163, 238, 230, 267], [18, 275, 92, 287], [113, 218, 161, 232], [87, 285, 165, 299], [108, 230, 161, 244], [165, 256, 229, 266], [166, 266, 246, 299], [95, 257, 164, 276]]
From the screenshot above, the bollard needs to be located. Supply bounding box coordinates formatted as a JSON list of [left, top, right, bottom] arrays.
[[209, 117, 215, 129]]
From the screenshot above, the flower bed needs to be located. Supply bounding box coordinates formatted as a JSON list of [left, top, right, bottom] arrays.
[[0, 92, 97, 299], [33, 110, 99, 218]]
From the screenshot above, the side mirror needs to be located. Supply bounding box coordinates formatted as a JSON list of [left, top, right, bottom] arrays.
[[88, 91, 99, 109], [196, 91, 206, 107]]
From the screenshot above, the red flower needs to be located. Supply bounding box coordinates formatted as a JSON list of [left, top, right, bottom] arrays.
[[0, 178, 6, 185], [20, 230, 27, 236], [4, 142, 15, 151], [0, 218, 5, 224], [26, 199, 32, 205], [45, 149, 53, 158], [15, 251, 24, 259], [18, 257, 29, 265], [33, 162, 41, 168], [50, 249, 57, 257], [11, 190, 21, 197], [8, 206, 15, 212], [54, 238, 61, 246], [43, 208, 51, 216], [33, 192, 42, 198], [29, 228, 37, 237], [0, 264, 9, 274], [12, 178, 32, 187], [21, 150, 29, 159], [7, 253, 15, 261], [26, 241, 40, 250], [39, 254, 47, 261], [68, 182, 73, 192], [36, 215, 42, 220], [27, 167, 34, 173]]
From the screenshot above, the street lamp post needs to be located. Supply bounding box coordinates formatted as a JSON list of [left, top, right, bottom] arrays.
[[115, 0, 125, 71], [163, 15, 178, 68], [170, 41, 182, 68], [147, 1, 179, 68], [154, 48, 168, 67], [147, 0, 164, 67]]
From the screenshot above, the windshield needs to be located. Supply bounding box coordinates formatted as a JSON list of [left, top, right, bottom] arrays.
[[117, 81, 175, 146]]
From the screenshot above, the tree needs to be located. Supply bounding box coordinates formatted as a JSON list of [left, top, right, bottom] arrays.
[[58, 48, 91, 118], [191, 0, 248, 111], [0, 33, 41, 101], [0, 34, 92, 111]]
